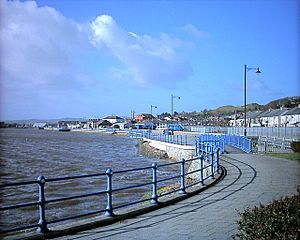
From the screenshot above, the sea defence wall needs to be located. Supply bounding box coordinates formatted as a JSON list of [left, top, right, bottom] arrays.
[[141, 138, 210, 180], [143, 138, 196, 161]]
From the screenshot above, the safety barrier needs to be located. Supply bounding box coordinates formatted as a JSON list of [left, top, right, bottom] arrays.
[[198, 134, 252, 154], [257, 136, 293, 153], [0, 146, 219, 235], [128, 130, 188, 145], [198, 134, 225, 153]]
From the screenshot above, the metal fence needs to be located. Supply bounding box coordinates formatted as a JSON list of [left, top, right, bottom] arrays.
[[257, 136, 294, 153], [197, 134, 252, 154], [0, 145, 220, 234], [128, 130, 189, 145], [189, 126, 300, 140]]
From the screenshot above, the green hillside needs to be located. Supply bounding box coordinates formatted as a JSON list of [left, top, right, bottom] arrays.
[[203, 96, 299, 116]]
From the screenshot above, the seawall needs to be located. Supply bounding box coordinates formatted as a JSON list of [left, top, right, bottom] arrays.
[[142, 138, 196, 161], [140, 138, 210, 180]]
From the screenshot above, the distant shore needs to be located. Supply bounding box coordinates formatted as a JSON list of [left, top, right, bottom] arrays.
[[72, 128, 129, 136]]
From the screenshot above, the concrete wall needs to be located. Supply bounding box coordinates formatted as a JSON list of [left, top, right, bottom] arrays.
[[143, 138, 210, 180], [144, 138, 196, 161]]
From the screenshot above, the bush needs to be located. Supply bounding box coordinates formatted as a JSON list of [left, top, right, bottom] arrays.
[[291, 141, 300, 153], [234, 190, 300, 240]]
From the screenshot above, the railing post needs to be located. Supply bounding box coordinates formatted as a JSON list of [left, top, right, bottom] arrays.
[[199, 154, 204, 186], [215, 148, 220, 173], [37, 176, 48, 233], [151, 162, 158, 204], [248, 138, 252, 153], [105, 168, 114, 216], [209, 147, 215, 179], [180, 158, 186, 194]]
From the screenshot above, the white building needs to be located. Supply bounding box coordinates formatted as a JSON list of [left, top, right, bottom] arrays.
[[103, 116, 124, 124], [282, 106, 300, 127]]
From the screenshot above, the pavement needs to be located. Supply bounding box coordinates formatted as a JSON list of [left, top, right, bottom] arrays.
[[54, 153, 300, 240]]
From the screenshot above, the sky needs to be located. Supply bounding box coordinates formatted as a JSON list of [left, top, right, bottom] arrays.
[[0, 0, 299, 120]]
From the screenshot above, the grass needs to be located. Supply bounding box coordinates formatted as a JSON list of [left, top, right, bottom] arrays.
[[266, 152, 300, 162]]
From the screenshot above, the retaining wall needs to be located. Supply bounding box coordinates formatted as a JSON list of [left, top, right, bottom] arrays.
[[144, 138, 196, 161], [142, 138, 210, 181]]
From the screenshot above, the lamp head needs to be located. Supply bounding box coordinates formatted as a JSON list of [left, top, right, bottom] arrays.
[[256, 67, 261, 74]]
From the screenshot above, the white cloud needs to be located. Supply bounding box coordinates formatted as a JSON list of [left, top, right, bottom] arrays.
[[0, 0, 89, 91], [90, 15, 193, 87], [0, 2, 194, 119], [182, 24, 211, 40]]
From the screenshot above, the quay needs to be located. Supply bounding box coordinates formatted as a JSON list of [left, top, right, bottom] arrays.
[[53, 152, 299, 240]]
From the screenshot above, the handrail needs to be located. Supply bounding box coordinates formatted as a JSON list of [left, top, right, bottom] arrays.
[[128, 130, 188, 145], [197, 134, 252, 153], [0, 144, 220, 235]]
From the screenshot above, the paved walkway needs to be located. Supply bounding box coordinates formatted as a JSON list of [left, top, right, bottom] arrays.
[[55, 154, 300, 240]]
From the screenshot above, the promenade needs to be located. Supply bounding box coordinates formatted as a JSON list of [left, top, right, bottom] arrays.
[[55, 152, 300, 240]]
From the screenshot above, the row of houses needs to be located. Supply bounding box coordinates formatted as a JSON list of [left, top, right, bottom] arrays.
[[33, 114, 158, 130], [230, 106, 300, 127], [32, 106, 300, 130]]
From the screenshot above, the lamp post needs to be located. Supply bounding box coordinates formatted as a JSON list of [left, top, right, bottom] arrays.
[[150, 105, 157, 115], [171, 94, 180, 115], [244, 64, 261, 136], [150, 105, 157, 130]]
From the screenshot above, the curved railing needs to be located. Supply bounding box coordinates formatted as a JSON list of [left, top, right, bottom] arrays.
[[128, 130, 189, 145], [0, 145, 220, 235], [198, 134, 252, 153]]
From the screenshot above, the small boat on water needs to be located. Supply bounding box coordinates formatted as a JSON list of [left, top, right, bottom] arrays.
[[59, 126, 71, 132]]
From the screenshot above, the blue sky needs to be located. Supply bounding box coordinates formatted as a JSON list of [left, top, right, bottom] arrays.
[[1, 0, 299, 120]]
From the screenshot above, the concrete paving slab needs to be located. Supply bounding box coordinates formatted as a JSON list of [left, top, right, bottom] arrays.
[[54, 154, 300, 240]]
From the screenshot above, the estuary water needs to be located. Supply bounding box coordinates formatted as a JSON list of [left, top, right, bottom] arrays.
[[0, 128, 177, 231]]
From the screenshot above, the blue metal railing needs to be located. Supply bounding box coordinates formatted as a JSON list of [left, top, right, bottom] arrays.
[[223, 134, 252, 153], [198, 134, 252, 153], [0, 145, 219, 234], [128, 130, 188, 145], [198, 134, 225, 153]]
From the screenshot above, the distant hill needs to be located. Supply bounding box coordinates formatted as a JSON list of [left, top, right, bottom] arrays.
[[209, 103, 263, 115], [206, 96, 299, 116], [4, 117, 86, 124], [265, 96, 300, 109]]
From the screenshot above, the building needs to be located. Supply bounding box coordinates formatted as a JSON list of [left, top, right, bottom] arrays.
[[98, 120, 113, 128], [246, 111, 263, 127], [57, 121, 83, 129], [103, 116, 124, 124], [134, 113, 155, 122], [87, 118, 101, 129], [258, 109, 288, 127], [33, 123, 47, 129], [282, 106, 300, 127]]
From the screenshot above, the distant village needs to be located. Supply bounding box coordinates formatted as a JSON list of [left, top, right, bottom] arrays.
[[1, 104, 299, 130]]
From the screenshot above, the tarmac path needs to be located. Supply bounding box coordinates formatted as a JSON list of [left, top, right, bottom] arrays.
[[55, 153, 300, 240]]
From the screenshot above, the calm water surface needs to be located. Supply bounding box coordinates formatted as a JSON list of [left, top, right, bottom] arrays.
[[0, 128, 177, 231]]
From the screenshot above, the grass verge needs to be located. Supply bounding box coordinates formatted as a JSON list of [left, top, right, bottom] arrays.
[[265, 152, 300, 162]]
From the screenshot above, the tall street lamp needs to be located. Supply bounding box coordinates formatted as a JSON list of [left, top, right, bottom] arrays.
[[171, 94, 180, 115], [244, 64, 261, 136], [150, 105, 157, 115]]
